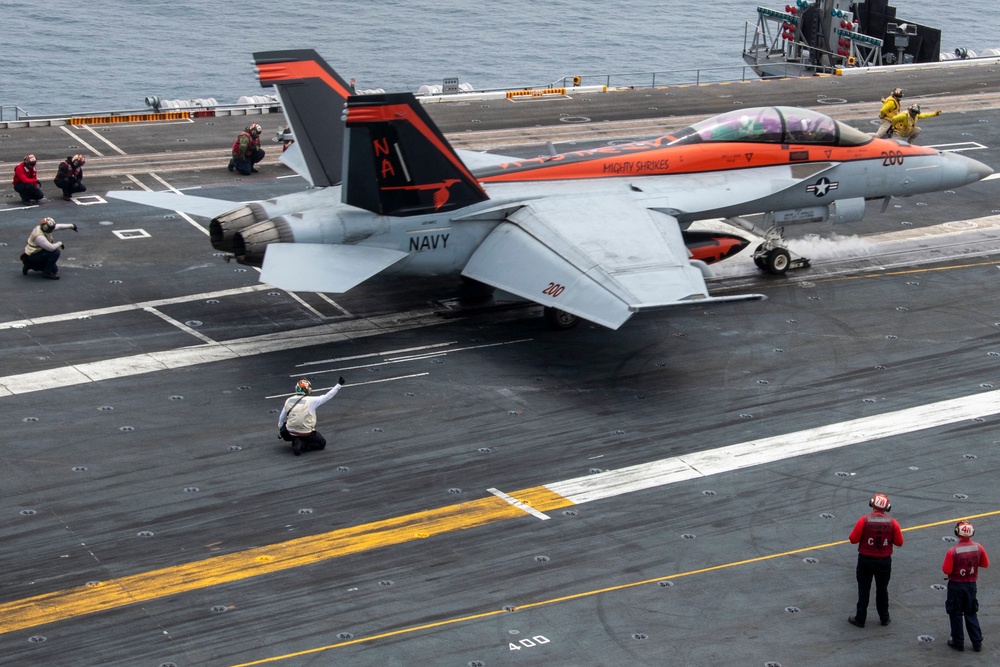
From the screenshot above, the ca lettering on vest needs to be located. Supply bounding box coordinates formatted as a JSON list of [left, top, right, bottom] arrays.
[[409, 233, 449, 252]]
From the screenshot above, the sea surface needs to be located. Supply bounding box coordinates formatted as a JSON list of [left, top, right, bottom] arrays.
[[2, 0, 996, 117]]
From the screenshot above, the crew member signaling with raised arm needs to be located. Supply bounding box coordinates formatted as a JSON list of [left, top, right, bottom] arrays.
[[20, 216, 77, 279], [278, 377, 345, 455]]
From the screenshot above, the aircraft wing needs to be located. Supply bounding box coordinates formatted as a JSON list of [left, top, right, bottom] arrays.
[[106, 190, 241, 219], [462, 196, 755, 329], [456, 149, 522, 170], [260, 243, 409, 293]]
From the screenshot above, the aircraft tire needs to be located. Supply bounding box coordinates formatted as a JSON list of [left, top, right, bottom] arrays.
[[544, 307, 579, 330], [765, 248, 791, 275]]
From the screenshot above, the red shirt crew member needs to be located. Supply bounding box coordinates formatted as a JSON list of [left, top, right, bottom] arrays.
[[847, 493, 903, 628], [942, 521, 989, 652], [13, 154, 44, 204]]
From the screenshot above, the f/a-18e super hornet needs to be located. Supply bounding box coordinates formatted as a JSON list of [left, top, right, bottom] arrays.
[[108, 50, 992, 330]]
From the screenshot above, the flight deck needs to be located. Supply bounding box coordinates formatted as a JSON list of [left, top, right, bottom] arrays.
[[1, 65, 1000, 666]]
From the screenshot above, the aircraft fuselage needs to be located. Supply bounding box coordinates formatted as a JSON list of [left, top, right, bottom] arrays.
[[231, 142, 986, 277]]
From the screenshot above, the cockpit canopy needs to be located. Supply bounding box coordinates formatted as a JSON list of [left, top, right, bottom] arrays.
[[668, 107, 872, 147]]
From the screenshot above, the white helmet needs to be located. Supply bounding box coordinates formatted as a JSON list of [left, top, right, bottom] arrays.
[[869, 493, 891, 511]]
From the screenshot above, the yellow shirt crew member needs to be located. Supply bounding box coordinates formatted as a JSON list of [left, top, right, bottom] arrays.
[[889, 105, 941, 144]]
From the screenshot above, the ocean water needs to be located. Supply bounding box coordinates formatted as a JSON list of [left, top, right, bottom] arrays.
[[3, 0, 996, 117]]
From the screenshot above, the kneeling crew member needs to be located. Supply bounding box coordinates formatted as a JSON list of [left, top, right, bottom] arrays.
[[874, 88, 905, 138], [278, 377, 345, 455], [13, 154, 44, 204], [21, 216, 77, 279], [229, 123, 265, 175], [889, 104, 941, 144], [54, 154, 86, 200]]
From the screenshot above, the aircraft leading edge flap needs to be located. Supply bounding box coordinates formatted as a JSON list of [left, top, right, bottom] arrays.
[[260, 243, 408, 294], [461, 198, 712, 329]]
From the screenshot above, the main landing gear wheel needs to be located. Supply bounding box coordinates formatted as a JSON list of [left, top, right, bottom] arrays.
[[752, 244, 798, 275], [749, 226, 811, 276], [544, 307, 579, 330]]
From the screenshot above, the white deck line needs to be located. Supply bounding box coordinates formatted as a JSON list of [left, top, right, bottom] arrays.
[[0, 309, 445, 397], [546, 389, 1000, 504], [488, 487, 551, 520]]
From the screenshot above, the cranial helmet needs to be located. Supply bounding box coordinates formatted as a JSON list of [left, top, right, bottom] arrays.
[[869, 493, 891, 511], [955, 521, 975, 538], [908, 104, 921, 115], [247, 123, 262, 137], [295, 379, 312, 395], [72, 154, 86, 166], [891, 88, 904, 98], [24, 154, 36, 166], [40, 217, 56, 233]]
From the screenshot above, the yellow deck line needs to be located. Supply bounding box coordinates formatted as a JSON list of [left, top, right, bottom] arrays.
[[0, 486, 573, 635], [4, 382, 996, 636], [228, 509, 1000, 666]]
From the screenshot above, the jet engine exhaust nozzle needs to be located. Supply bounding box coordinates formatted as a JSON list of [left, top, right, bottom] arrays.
[[232, 217, 296, 266], [210, 203, 271, 253]]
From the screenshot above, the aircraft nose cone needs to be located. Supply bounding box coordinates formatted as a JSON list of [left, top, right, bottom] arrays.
[[969, 156, 994, 184], [943, 151, 993, 186]]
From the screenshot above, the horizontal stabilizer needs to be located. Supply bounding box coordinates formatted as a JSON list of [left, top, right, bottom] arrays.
[[260, 243, 408, 293], [105, 190, 241, 219], [279, 141, 309, 181]]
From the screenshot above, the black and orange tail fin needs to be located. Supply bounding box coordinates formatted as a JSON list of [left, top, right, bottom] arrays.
[[343, 93, 489, 216], [254, 50, 353, 187]]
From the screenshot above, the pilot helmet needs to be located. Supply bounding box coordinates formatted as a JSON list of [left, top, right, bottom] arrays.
[[24, 154, 37, 167], [294, 378, 312, 395], [908, 104, 920, 116], [955, 521, 975, 538], [869, 493, 891, 511], [40, 217, 56, 233]]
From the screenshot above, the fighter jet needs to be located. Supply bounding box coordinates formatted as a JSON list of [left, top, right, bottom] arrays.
[[108, 50, 992, 330]]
